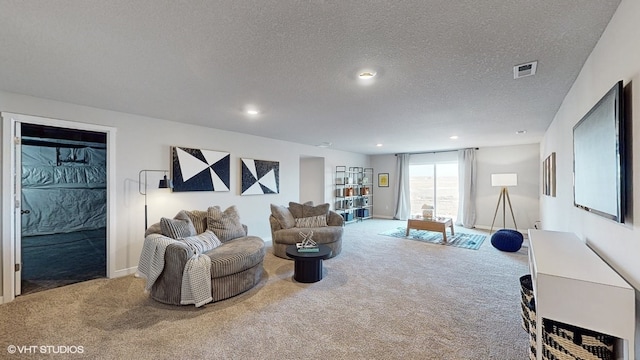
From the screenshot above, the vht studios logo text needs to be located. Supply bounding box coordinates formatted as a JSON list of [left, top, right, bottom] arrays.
[[7, 345, 84, 354]]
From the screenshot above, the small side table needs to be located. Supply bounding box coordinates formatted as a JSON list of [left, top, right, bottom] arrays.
[[285, 244, 332, 283]]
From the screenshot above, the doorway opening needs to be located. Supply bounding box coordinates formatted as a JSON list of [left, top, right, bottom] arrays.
[[20, 123, 107, 294], [2, 112, 115, 302]]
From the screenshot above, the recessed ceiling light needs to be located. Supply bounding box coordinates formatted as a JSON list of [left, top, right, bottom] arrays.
[[516, 130, 527, 134], [244, 105, 260, 116], [316, 142, 332, 148], [358, 71, 377, 79], [449, 135, 459, 140], [376, 143, 383, 147]]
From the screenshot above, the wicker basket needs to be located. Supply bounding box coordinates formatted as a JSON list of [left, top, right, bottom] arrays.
[[520, 274, 537, 360], [542, 319, 615, 360], [520, 275, 534, 333], [528, 298, 537, 360]]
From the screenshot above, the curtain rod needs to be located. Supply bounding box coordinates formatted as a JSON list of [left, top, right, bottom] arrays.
[[395, 147, 478, 156]]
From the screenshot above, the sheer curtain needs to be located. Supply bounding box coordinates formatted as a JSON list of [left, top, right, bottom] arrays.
[[456, 148, 477, 227], [393, 153, 411, 220]]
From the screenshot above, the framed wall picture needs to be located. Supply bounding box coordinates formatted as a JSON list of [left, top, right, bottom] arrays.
[[378, 173, 389, 187], [171, 146, 230, 192], [241, 158, 279, 195], [543, 157, 549, 196], [542, 152, 556, 197]]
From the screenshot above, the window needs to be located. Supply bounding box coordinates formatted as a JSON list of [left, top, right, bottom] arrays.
[[409, 162, 459, 220]]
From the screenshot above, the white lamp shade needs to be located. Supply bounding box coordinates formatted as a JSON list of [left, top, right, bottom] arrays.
[[491, 173, 518, 187]]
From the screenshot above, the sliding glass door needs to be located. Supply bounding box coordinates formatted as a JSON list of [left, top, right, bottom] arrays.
[[409, 162, 459, 220], [409, 164, 434, 216]]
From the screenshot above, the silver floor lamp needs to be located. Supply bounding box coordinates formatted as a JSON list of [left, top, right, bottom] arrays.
[[139, 169, 173, 229], [489, 173, 518, 234]]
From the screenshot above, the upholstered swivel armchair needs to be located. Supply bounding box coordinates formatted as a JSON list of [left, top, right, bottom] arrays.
[[269, 202, 344, 259]]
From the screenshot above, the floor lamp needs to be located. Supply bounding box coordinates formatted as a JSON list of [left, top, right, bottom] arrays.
[[490, 173, 517, 234], [139, 169, 173, 230]]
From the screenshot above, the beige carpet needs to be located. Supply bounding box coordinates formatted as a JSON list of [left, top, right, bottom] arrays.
[[0, 219, 529, 359]]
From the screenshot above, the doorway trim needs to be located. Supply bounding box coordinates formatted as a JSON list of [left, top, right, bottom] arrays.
[[2, 112, 117, 303]]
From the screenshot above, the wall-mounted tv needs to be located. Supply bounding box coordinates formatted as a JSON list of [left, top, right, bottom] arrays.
[[573, 80, 625, 223]]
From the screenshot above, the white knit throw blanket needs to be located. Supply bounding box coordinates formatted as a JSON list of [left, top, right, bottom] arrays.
[[138, 234, 174, 291], [137, 234, 212, 307], [180, 254, 213, 307]]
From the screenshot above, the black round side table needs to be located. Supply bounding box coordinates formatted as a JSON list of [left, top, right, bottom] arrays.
[[285, 244, 332, 283]]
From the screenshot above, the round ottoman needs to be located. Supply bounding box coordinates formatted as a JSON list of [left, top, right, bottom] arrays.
[[491, 229, 524, 252]]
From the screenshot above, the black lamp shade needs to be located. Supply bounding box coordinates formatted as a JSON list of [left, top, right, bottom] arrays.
[[158, 175, 173, 189]]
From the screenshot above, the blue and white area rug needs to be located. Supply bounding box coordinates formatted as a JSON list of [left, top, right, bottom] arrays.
[[379, 227, 486, 250]]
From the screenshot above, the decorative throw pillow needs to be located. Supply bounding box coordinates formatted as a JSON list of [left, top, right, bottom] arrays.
[[206, 205, 246, 242], [270, 204, 296, 229], [294, 215, 328, 228], [160, 216, 195, 239], [303, 203, 330, 218], [185, 209, 210, 234], [144, 222, 163, 237], [175, 210, 197, 230], [288, 201, 315, 219], [179, 230, 222, 254]]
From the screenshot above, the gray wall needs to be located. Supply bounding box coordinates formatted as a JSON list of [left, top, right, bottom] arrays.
[[299, 156, 325, 205], [370, 143, 540, 232], [475, 144, 540, 231], [370, 154, 397, 218], [541, 0, 640, 291], [0, 90, 368, 298], [540, 2, 640, 355]]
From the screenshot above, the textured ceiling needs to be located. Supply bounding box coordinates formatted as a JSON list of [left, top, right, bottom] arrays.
[[0, 1, 621, 154]]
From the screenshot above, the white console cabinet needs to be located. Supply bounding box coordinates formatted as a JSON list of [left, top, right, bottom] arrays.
[[528, 229, 635, 360]]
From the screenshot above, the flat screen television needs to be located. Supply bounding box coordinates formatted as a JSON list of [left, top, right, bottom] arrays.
[[573, 80, 625, 222]]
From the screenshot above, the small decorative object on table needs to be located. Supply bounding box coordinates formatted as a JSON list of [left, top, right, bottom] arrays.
[[296, 231, 319, 252], [421, 204, 434, 220]]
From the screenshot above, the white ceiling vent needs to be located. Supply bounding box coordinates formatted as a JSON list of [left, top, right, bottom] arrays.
[[513, 61, 537, 79]]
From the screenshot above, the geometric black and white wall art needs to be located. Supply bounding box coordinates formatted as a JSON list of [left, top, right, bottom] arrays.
[[171, 146, 230, 192], [240, 158, 279, 195]]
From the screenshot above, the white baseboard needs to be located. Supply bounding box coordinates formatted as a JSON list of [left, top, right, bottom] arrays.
[[112, 266, 139, 278], [474, 224, 527, 236], [471, 225, 496, 234], [372, 215, 395, 219]]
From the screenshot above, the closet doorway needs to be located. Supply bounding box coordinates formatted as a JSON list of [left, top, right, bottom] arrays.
[[20, 123, 107, 294], [2, 113, 116, 301]]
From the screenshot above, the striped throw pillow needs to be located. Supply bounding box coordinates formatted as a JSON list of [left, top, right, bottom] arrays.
[[160, 217, 195, 239], [206, 206, 246, 242], [185, 209, 209, 234], [295, 215, 328, 228], [180, 230, 222, 254]]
